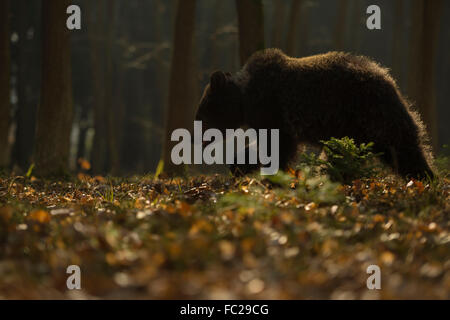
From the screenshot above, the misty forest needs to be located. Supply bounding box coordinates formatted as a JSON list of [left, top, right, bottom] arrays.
[[0, 0, 449, 299]]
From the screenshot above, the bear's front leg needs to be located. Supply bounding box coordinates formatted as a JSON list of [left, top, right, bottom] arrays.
[[228, 131, 298, 176]]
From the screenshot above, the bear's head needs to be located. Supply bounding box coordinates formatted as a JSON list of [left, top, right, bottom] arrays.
[[195, 71, 244, 134]]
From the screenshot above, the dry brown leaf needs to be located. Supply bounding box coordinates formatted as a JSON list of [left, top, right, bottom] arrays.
[[28, 210, 51, 224]]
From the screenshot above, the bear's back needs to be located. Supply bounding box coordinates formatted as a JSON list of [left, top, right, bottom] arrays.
[[243, 49, 394, 86]]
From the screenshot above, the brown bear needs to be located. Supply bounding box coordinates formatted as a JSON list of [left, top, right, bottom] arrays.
[[195, 48, 435, 179]]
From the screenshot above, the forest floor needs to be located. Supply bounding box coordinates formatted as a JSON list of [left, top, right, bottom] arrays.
[[0, 167, 449, 299]]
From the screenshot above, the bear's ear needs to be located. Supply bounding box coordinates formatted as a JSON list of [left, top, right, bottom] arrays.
[[210, 71, 227, 92]]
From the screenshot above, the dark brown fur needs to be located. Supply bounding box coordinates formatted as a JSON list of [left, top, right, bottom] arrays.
[[196, 48, 435, 179]]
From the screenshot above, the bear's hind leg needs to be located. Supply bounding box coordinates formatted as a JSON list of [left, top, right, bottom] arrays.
[[363, 82, 435, 180], [390, 146, 435, 180], [376, 142, 434, 180]]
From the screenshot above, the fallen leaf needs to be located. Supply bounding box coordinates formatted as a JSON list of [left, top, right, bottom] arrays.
[[28, 210, 51, 224]]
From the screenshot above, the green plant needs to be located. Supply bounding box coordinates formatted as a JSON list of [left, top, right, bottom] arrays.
[[299, 137, 383, 184], [295, 166, 345, 204], [155, 159, 164, 177], [97, 181, 115, 203], [26, 163, 35, 178]]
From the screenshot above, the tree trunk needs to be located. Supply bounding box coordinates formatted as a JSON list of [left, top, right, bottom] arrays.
[[11, 0, 40, 171], [271, 0, 286, 48], [235, 0, 265, 66], [349, 0, 363, 53], [408, 0, 443, 152], [152, 0, 170, 168], [104, 0, 122, 175], [296, 1, 309, 57], [34, 0, 73, 176], [162, 0, 198, 175], [333, 0, 349, 51], [209, 0, 225, 71], [88, 0, 109, 174], [285, 0, 302, 56], [0, 0, 11, 168], [391, 0, 404, 84]]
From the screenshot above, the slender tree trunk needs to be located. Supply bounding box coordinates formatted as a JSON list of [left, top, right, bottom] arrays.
[[162, 0, 197, 175], [74, 0, 89, 169], [34, 0, 73, 176], [0, 0, 11, 168], [349, 0, 363, 53], [145, 0, 169, 171], [154, 0, 170, 105], [210, 0, 224, 71], [391, 0, 404, 84], [11, 0, 39, 171], [271, 0, 285, 48], [408, 0, 443, 152], [297, 2, 309, 57], [104, 0, 121, 175], [408, 0, 424, 99], [285, 0, 302, 56], [110, 65, 125, 176], [333, 0, 349, 51], [235, 0, 265, 66], [88, 0, 108, 174]]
